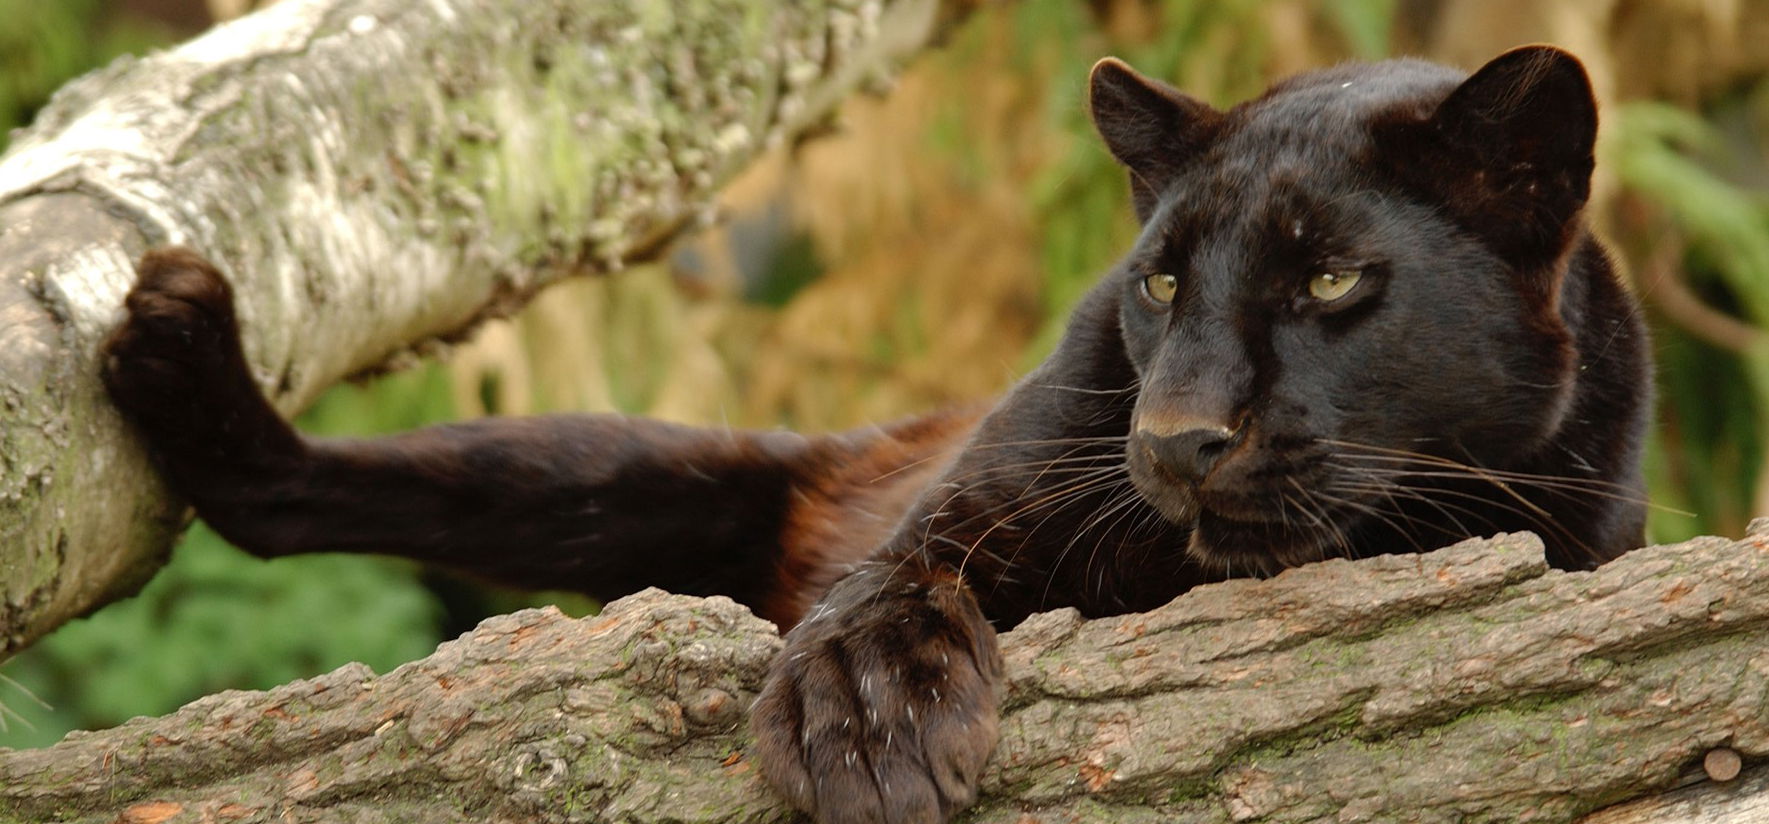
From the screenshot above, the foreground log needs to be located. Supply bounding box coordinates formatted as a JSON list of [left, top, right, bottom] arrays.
[[4, 530, 1767, 823], [0, 0, 968, 656]]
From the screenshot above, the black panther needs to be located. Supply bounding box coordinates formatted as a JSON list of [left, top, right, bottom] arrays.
[[102, 45, 1649, 823]]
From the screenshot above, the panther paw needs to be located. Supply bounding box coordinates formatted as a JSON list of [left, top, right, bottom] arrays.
[[751, 566, 1003, 824], [101, 246, 245, 420]]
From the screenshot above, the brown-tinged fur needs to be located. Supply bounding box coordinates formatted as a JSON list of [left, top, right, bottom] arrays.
[[102, 245, 978, 631], [104, 47, 1650, 824], [768, 408, 984, 628]]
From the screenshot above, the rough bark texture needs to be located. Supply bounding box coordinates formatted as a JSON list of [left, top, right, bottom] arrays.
[[0, 0, 968, 656], [4, 530, 1768, 823]]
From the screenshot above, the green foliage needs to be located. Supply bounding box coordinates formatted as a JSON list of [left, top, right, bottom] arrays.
[[1612, 102, 1769, 319], [1325, 0, 1398, 59], [0, 0, 176, 151], [0, 525, 440, 749], [1608, 99, 1769, 540], [740, 231, 824, 308], [298, 358, 459, 435]]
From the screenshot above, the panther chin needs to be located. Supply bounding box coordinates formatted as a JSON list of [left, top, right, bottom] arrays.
[[1128, 471, 1340, 575], [1185, 509, 1337, 576]]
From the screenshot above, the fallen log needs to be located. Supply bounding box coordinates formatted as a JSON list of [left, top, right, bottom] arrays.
[[4, 529, 1767, 823]]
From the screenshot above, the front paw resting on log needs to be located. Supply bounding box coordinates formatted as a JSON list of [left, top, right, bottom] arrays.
[[751, 559, 1004, 824], [101, 246, 303, 491]]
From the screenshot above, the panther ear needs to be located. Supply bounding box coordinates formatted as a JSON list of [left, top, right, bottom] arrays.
[[1089, 58, 1220, 223], [1418, 45, 1598, 271]]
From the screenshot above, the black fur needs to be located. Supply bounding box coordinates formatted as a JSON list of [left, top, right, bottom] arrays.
[[103, 47, 1649, 824], [752, 46, 1649, 823]]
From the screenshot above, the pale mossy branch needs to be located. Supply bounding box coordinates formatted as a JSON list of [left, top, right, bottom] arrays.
[[0, 0, 967, 657], [3, 531, 1768, 823]]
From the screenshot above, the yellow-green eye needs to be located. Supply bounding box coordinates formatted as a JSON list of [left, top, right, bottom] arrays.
[[1142, 273, 1179, 304], [1308, 269, 1362, 302]]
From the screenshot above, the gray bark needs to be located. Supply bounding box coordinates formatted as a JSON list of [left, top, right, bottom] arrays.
[[0, 0, 965, 656], [3, 531, 1768, 823]]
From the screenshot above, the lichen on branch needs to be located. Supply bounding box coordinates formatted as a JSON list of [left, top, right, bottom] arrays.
[[0, 0, 962, 657]]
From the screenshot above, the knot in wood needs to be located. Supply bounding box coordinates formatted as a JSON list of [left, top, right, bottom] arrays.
[[1704, 747, 1742, 782], [510, 744, 570, 793], [686, 686, 740, 727]]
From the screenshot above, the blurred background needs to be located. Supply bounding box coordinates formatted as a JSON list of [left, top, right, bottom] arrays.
[[2, 0, 1765, 747]]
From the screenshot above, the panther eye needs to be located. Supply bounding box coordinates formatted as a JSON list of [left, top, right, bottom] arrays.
[[1142, 273, 1179, 304], [1308, 269, 1362, 302]]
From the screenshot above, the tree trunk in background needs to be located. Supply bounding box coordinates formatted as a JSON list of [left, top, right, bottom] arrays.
[[5, 533, 1769, 822], [0, 0, 971, 656]]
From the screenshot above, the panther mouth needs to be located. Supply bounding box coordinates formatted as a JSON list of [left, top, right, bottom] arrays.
[[1129, 473, 1352, 572], [1126, 444, 1361, 571]]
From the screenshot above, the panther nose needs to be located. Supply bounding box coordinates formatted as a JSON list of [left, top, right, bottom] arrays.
[[1135, 425, 1235, 485]]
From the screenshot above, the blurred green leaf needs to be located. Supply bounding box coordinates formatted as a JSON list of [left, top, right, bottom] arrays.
[[0, 525, 441, 748], [1326, 0, 1397, 59], [1609, 100, 1769, 540], [0, 0, 179, 151]]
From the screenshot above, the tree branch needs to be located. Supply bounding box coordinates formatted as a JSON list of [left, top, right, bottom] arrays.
[[1637, 232, 1764, 354], [5, 530, 1768, 823], [0, 0, 969, 656]]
